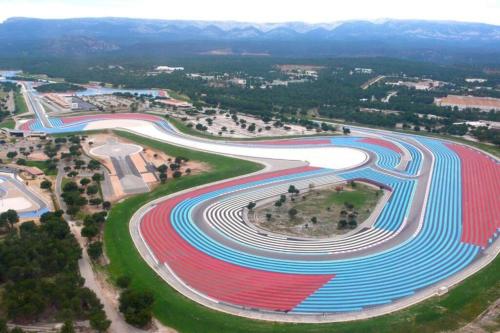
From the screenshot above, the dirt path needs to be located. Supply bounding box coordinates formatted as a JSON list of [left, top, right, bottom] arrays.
[[70, 222, 147, 333]]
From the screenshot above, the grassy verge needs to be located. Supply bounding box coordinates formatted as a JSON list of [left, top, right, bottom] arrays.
[[167, 89, 191, 102], [14, 91, 28, 115], [25, 160, 57, 176], [0, 118, 15, 129], [104, 130, 500, 333]]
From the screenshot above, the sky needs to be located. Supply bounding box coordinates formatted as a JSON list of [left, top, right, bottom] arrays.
[[0, 0, 499, 25]]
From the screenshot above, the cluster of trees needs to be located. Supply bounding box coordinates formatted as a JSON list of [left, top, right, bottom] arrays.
[[115, 275, 155, 328], [156, 156, 189, 183], [470, 126, 500, 145], [34, 83, 86, 93], [0, 210, 19, 232], [0, 211, 110, 331], [62, 173, 106, 215], [337, 201, 359, 230]]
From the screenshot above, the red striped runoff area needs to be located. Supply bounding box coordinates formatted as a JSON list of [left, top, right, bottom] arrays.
[[140, 166, 334, 311], [448, 143, 500, 248], [360, 137, 403, 154]]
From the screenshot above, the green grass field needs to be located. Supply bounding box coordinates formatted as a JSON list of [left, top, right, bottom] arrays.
[[14, 92, 28, 115], [0, 118, 15, 129], [25, 160, 57, 176], [325, 185, 377, 208], [103, 130, 500, 333]]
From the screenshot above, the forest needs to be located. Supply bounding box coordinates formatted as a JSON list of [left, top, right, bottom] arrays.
[[0, 211, 110, 331]]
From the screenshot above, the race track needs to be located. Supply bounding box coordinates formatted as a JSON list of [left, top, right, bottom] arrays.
[[19, 111, 500, 322]]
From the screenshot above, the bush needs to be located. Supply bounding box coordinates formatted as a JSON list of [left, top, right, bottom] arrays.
[[86, 185, 99, 196], [88, 241, 103, 260], [116, 275, 132, 289], [81, 225, 99, 239], [102, 201, 111, 210], [6, 151, 17, 159], [16, 158, 26, 165], [119, 289, 155, 328], [40, 180, 52, 190], [89, 198, 103, 206], [63, 181, 79, 192], [80, 178, 91, 186]]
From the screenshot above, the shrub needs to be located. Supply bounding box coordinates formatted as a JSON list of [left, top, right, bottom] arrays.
[[88, 241, 103, 260], [116, 275, 132, 289]]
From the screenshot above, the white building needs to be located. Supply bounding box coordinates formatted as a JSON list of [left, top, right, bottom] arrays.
[[155, 66, 184, 73]]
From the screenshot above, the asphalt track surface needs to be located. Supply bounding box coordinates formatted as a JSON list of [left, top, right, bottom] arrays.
[[18, 110, 500, 322]]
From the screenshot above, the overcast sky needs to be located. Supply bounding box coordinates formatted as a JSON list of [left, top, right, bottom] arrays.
[[0, 0, 499, 25]]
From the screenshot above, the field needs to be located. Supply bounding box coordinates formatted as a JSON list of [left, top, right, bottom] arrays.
[[254, 183, 381, 237], [14, 91, 28, 115], [0, 118, 15, 129], [103, 131, 500, 333], [25, 160, 57, 176]]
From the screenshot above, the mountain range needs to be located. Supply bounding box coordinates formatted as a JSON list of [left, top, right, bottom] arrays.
[[0, 17, 499, 63]]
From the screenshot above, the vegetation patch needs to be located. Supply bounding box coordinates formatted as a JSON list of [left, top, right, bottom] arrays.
[[34, 82, 86, 93], [252, 182, 382, 237]]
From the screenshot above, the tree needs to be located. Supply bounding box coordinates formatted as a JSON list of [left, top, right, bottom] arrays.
[[116, 275, 132, 289], [92, 173, 104, 182], [173, 170, 182, 178], [311, 216, 318, 224], [87, 160, 101, 170], [0, 209, 19, 229], [157, 164, 168, 173], [40, 179, 52, 190], [287, 185, 297, 195], [119, 290, 155, 328], [89, 198, 103, 206], [89, 311, 111, 333], [15, 158, 26, 166], [288, 208, 298, 218], [102, 201, 111, 210], [81, 225, 99, 239], [6, 151, 17, 159], [274, 200, 282, 207], [80, 178, 91, 186], [88, 241, 103, 260], [86, 185, 99, 196], [67, 171, 79, 178], [63, 181, 79, 192], [247, 202, 256, 210], [338, 220, 348, 229], [159, 172, 167, 184], [60, 320, 75, 333]]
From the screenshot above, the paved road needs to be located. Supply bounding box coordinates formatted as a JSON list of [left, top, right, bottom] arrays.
[[22, 82, 51, 128]]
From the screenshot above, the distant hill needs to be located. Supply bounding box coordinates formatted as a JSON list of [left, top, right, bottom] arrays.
[[0, 17, 499, 63]]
